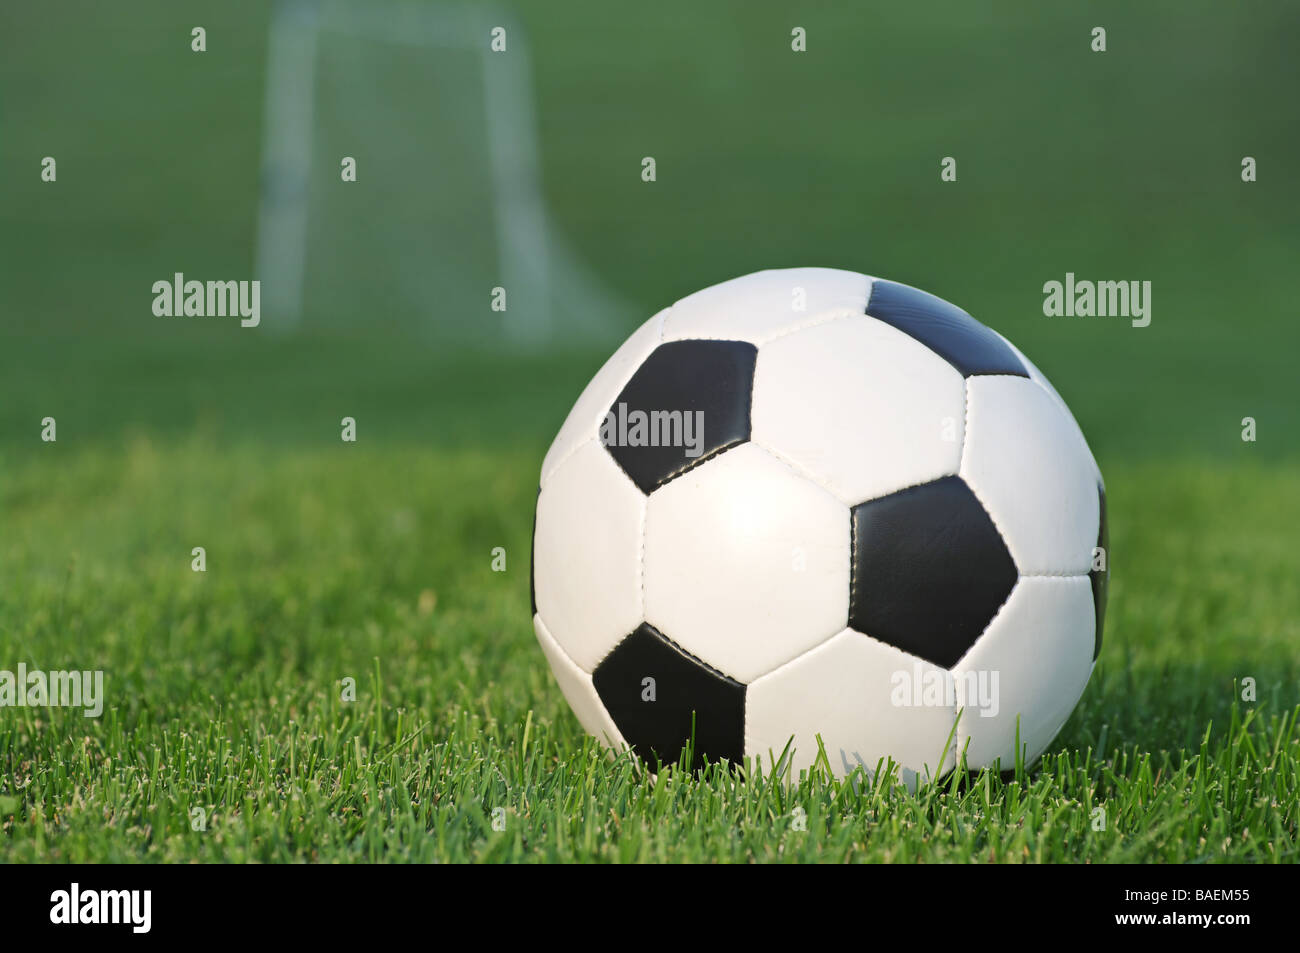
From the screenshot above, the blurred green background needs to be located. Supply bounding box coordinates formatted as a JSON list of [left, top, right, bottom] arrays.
[[0, 0, 1297, 861], [2, 0, 1296, 458]]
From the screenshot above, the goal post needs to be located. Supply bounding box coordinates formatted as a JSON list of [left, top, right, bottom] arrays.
[[254, 0, 627, 350]]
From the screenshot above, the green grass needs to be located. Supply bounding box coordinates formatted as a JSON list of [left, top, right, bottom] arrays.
[[1, 445, 1296, 862]]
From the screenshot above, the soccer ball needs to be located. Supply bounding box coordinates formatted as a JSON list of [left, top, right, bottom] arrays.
[[531, 269, 1107, 783]]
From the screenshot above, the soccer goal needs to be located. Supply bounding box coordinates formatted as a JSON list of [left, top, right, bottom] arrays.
[[254, 0, 627, 349]]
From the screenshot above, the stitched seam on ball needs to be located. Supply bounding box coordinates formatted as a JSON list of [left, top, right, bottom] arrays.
[[947, 475, 1024, 680], [849, 509, 859, 635], [538, 620, 629, 751], [648, 437, 746, 489], [961, 476, 1013, 587], [749, 435, 841, 498], [1022, 372, 1104, 485], [949, 573, 1021, 672], [763, 626, 848, 684], [543, 432, 597, 490], [729, 444, 855, 703], [953, 700, 964, 780], [851, 471, 962, 503], [955, 383, 1090, 619], [742, 665, 756, 768], [952, 419, 967, 782], [745, 445, 854, 623], [652, 628, 745, 687], [958, 376, 970, 474], [1026, 373, 1078, 431], [752, 305, 868, 347], [738, 345, 759, 769], [536, 614, 589, 676], [545, 311, 671, 487], [745, 625, 847, 776], [637, 494, 647, 630], [749, 442, 845, 509]]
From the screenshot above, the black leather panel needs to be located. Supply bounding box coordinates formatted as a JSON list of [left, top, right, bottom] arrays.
[[593, 622, 745, 770], [865, 279, 1029, 378], [603, 340, 757, 494], [1091, 483, 1109, 660], [850, 476, 1018, 668]]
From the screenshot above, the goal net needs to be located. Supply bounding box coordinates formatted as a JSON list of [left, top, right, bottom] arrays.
[[254, 0, 627, 350]]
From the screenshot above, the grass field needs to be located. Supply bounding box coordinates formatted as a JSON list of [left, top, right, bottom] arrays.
[[1, 1, 1298, 862], [1, 447, 1296, 862]]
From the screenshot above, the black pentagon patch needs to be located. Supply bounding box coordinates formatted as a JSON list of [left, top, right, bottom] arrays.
[[602, 340, 756, 494], [850, 475, 1017, 668], [1091, 483, 1109, 660], [865, 279, 1029, 378], [592, 622, 745, 771]]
